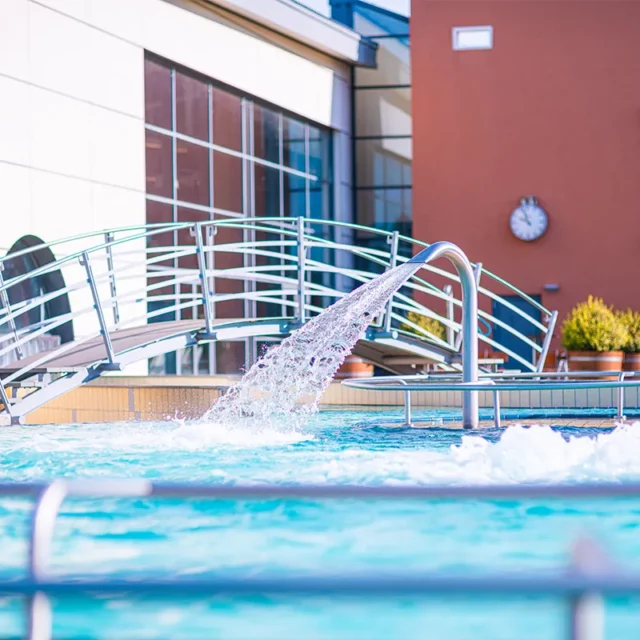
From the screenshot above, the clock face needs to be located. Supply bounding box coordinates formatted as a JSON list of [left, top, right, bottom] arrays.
[[509, 201, 548, 242]]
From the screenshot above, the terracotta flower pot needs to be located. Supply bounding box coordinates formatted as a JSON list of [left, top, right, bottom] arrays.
[[567, 350, 624, 380], [334, 355, 374, 380], [623, 353, 640, 372]]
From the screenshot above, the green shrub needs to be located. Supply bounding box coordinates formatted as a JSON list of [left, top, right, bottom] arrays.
[[561, 296, 628, 352], [401, 311, 447, 341], [618, 309, 640, 353]]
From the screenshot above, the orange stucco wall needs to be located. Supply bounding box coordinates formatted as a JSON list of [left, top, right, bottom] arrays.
[[411, 0, 640, 344]]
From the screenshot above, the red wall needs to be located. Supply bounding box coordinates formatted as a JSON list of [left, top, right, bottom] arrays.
[[411, 0, 640, 344]]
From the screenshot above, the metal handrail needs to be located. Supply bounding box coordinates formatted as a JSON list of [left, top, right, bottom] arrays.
[[0, 217, 557, 420], [343, 370, 639, 428], [3, 479, 640, 640]]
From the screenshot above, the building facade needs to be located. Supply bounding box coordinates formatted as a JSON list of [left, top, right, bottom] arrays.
[[412, 0, 640, 352], [0, 0, 379, 374]]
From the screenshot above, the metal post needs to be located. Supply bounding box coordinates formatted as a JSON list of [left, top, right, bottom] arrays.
[[408, 242, 479, 429], [404, 390, 412, 426], [568, 537, 606, 640], [79, 252, 115, 367], [537, 310, 558, 373], [27, 481, 68, 640], [0, 264, 24, 359], [103, 232, 119, 326], [195, 223, 215, 337], [454, 263, 482, 353], [0, 378, 13, 419], [296, 217, 307, 324], [617, 372, 626, 422], [383, 231, 399, 333], [444, 284, 454, 347], [492, 387, 501, 429]]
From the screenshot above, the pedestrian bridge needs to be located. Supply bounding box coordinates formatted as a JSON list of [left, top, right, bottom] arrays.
[[0, 217, 556, 423]]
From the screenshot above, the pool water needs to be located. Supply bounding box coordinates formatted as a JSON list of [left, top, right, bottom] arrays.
[[2, 409, 640, 639]]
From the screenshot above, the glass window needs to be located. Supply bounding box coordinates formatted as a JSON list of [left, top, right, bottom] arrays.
[[283, 117, 305, 171], [144, 59, 171, 129], [145, 131, 173, 198], [253, 104, 280, 163], [355, 87, 412, 137], [213, 151, 243, 213], [212, 88, 242, 152], [355, 36, 411, 87], [355, 139, 412, 187], [356, 188, 412, 234], [283, 173, 306, 218], [176, 140, 209, 206], [216, 341, 246, 374], [143, 55, 333, 376], [175, 72, 209, 141], [254, 164, 281, 216]]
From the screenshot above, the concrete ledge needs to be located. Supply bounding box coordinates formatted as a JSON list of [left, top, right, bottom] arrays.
[[11, 376, 640, 425]]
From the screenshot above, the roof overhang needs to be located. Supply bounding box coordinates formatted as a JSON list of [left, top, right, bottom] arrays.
[[205, 0, 377, 66]]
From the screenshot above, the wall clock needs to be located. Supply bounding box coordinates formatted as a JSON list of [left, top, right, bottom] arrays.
[[509, 196, 548, 242]]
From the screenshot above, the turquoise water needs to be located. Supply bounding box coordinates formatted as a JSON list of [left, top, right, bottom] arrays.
[[2, 409, 640, 638]]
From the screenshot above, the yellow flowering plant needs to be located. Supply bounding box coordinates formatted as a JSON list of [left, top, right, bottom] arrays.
[[561, 296, 628, 352]]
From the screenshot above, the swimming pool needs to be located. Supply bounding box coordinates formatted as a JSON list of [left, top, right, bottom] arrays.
[[2, 409, 640, 638]]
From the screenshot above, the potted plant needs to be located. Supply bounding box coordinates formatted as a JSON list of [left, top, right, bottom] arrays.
[[561, 296, 628, 376], [619, 309, 640, 371], [401, 311, 448, 342]]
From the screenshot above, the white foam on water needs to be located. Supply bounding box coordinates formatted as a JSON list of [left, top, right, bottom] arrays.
[[282, 423, 640, 486], [203, 262, 416, 430]]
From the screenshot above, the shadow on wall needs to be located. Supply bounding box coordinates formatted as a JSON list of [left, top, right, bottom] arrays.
[[3, 235, 74, 344]]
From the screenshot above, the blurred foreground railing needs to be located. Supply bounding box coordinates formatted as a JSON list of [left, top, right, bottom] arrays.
[[2, 480, 640, 639]]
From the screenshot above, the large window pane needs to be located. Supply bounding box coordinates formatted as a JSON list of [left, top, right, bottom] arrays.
[[283, 116, 305, 171], [212, 223, 245, 320], [176, 140, 209, 206], [254, 164, 281, 216], [356, 188, 412, 233], [212, 88, 242, 152], [355, 37, 411, 87], [355, 87, 412, 137], [283, 172, 306, 218], [355, 138, 412, 187], [213, 151, 243, 213], [253, 104, 280, 163], [308, 124, 330, 181], [216, 341, 246, 375], [144, 59, 171, 129], [175, 72, 209, 141], [145, 131, 173, 198]]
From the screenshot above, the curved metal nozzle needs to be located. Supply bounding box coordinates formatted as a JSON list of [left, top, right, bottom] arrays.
[[408, 242, 479, 429]]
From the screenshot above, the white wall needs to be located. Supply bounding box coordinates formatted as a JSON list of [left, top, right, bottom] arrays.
[[0, 0, 354, 373]]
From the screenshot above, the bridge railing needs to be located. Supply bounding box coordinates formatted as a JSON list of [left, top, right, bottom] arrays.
[[0, 218, 555, 396], [0, 479, 637, 640]]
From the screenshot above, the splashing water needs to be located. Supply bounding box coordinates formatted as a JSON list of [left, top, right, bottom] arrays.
[[205, 262, 417, 429]]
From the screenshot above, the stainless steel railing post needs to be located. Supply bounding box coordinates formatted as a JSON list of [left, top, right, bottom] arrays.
[[568, 537, 606, 640], [296, 217, 307, 324], [382, 231, 399, 332], [409, 243, 479, 429], [0, 263, 24, 360], [79, 252, 115, 366], [27, 481, 69, 640], [536, 309, 558, 374], [104, 232, 120, 326], [617, 372, 626, 421], [195, 223, 215, 336], [443, 284, 454, 348]]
